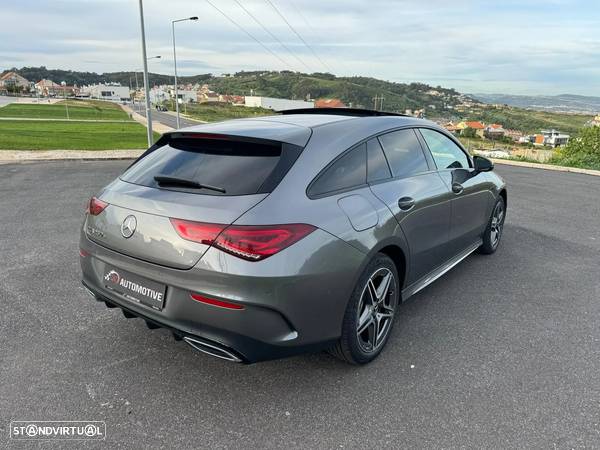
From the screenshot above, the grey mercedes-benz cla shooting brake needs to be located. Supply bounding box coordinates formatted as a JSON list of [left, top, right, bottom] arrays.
[[80, 108, 506, 364]]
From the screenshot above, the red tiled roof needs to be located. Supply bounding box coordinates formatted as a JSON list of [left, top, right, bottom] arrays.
[[315, 98, 346, 108], [465, 121, 485, 129]]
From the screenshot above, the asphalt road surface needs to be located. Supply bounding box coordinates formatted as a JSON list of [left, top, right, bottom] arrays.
[[132, 103, 203, 129], [1, 162, 599, 448]]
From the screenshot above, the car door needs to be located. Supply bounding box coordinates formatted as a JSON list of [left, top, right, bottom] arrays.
[[367, 129, 453, 286], [418, 128, 492, 256]]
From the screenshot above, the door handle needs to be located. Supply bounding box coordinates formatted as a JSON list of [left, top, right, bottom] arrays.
[[451, 182, 464, 194], [398, 197, 415, 211]]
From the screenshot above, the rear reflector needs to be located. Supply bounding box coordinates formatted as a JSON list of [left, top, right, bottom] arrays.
[[79, 249, 89, 257], [170, 219, 316, 261], [190, 293, 245, 310], [87, 197, 108, 216]]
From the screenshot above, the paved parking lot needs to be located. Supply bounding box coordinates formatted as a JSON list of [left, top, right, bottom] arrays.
[[1, 161, 599, 448]]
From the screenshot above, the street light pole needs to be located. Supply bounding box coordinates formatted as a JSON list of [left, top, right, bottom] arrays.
[[172, 16, 198, 129], [61, 81, 69, 120], [138, 0, 153, 147]]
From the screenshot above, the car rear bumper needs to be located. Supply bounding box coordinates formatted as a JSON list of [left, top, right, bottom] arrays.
[[82, 280, 335, 363], [80, 227, 365, 363]]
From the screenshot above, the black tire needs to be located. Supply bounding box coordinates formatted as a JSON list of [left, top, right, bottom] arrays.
[[329, 254, 400, 365], [478, 196, 506, 255]]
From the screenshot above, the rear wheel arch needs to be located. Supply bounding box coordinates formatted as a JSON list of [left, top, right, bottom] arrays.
[[376, 245, 407, 295], [499, 188, 507, 208]]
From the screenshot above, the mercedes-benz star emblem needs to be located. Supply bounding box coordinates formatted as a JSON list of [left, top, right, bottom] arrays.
[[121, 215, 137, 239]]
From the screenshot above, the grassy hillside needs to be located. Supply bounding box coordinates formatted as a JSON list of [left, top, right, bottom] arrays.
[[206, 71, 465, 113], [6, 67, 472, 114], [179, 103, 272, 122], [465, 106, 592, 135]]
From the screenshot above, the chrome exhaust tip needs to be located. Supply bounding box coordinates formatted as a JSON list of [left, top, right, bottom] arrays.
[[183, 337, 243, 363]]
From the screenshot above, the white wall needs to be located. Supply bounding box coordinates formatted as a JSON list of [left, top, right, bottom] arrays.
[[84, 84, 130, 101], [244, 96, 314, 111]]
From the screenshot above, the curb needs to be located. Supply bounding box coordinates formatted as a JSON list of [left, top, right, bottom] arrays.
[[0, 150, 144, 164], [491, 158, 600, 177]]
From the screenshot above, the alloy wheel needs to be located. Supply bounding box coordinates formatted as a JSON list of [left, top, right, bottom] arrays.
[[356, 268, 397, 353], [490, 202, 505, 248]]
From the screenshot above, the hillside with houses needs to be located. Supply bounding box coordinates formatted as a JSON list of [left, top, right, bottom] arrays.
[[2, 67, 599, 161]]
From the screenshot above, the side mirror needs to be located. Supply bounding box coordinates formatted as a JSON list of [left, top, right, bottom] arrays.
[[473, 155, 494, 172]]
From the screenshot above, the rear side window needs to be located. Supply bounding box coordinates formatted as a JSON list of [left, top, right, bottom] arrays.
[[419, 128, 470, 170], [378, 129, 429, 178], [367, 138, 392, 182], [121, 137, 299, 196], [309, 144, 366, 197]]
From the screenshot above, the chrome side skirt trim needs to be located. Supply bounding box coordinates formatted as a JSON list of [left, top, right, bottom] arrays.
[[402, 240, 482, 300]]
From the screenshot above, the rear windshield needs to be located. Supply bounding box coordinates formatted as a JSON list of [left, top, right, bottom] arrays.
[[121, 137, 299, 196]]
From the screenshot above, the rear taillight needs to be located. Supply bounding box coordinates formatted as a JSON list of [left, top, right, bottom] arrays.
[[87, 197, 108, 216], [215, 224, 316, 261], [169, 219, 226, 245], [170, 219, 316, 261]]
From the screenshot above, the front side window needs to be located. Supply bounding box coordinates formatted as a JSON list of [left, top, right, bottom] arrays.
[[377, 129, 429, 178], [420, 128, 470, 170], [309, 144, 367, 196]]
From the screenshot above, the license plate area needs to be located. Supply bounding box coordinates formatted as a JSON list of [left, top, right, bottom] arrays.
[[103, 267, 166, 311]]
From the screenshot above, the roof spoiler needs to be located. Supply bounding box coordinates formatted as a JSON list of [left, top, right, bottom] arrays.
[[278, 107, 408, 117]]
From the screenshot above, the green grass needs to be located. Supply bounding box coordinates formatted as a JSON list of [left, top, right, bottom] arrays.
[[465, 106, 592, 135], [0, 120, 158, 150], [0, 100, 131, 121], [175, 103, 273, 122]]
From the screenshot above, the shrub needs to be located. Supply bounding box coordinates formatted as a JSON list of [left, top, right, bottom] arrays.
[[551, 126, 600, 170]]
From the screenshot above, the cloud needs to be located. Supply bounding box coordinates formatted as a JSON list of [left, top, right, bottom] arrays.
[[1, 0, 599, 95]]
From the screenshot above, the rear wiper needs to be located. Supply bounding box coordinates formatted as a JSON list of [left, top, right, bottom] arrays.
[[153, 175, 226, 193]]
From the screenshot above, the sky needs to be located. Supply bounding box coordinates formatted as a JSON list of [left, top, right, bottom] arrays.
[[1, 0, 599, 96]]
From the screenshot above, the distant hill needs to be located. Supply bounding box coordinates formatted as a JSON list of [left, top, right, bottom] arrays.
[[472, 93, 600, 114], [3, 66, 475, 114]]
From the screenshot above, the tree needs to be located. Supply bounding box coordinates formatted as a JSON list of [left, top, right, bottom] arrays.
[[551, 126, 600, 170], [462, 127, 478, 138]]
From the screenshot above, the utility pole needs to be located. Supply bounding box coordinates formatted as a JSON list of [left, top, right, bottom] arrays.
[[138, 0, 153, 147]]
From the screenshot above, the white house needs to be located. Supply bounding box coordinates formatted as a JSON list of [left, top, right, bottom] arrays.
[[542, 129, 570, 148], [82, 84, 130, 101], [168, 89, 196, 103], [149, 87, 169, 104], [244, 96, 314, 111]]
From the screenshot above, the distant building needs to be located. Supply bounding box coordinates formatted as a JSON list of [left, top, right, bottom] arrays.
[[244, 96, 314, 110], [457, 121, 485, 137], [82, 84, 130, 101], [35, 79, 60, 97], [443, 122, 461, 135], [219, 94, 245, 105], [168, 88, 196, 104], [198, 91, 220, 103], [541, 129, 570, 147], [315, 98, 346, 108], [0, 71, 31, 93], [149, 87, 169, 104], [504, 129, 524, 142], [483, 123, 505, 139]]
